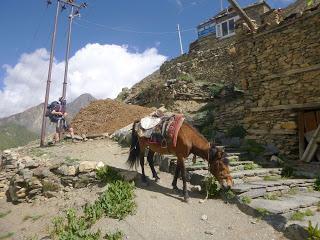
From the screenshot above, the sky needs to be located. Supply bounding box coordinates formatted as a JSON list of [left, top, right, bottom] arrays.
[[0, 0, 294, 117]]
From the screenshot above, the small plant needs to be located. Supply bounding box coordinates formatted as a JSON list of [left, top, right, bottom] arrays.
[[306, 221, 320, 240], [281, 166, 295, 178], [244, 163, 260, 170], [202, 175, 220, 198], [256, 208, 270, 217], [305, 209, 315, 217], [241, 196, 252, 204], [96, 166, 123, 184], [224, 189, 236, 201], [314, 176, 320, 191], [0, 232, 14, 240], [0, 210, 11, 219], [104, 230, 125, 240], [209, 83, 224, 96]]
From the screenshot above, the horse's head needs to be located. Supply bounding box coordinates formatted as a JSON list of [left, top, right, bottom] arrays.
[[208, 145, 233, 189]]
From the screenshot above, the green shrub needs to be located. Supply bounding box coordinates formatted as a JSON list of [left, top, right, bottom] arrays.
[[290, 210, 314, 221], [227, 125, 247, 138], [209, 83, 224, 96], [96, 166, 123, 184], [307, 221, 320, 240], [314, 176, 320, 191], [202, 175, 220, 198]]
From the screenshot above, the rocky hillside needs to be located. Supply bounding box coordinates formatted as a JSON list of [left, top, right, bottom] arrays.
[[283, 0, 320, 17]]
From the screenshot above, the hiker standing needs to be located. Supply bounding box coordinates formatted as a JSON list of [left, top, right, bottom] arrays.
[[46, 97, 74, 144]]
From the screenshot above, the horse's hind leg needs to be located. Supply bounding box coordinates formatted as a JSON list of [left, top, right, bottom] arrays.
[[140, 151, 148, 185], [147, 150, 160, 182], [172, 161, 181, 192]]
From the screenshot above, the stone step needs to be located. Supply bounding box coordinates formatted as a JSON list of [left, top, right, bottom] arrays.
[[247, 191, 320, 215], [231, 168, 282, 179], [229, 161, 255, 166]]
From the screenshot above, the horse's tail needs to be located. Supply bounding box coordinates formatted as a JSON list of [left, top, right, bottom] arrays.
[[127, 120, 141, 169]]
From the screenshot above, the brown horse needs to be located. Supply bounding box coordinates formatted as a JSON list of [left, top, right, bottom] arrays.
[[127, 120, 233, 202]]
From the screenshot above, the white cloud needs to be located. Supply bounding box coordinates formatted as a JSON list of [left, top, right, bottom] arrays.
[[0, 43, 167, 118]]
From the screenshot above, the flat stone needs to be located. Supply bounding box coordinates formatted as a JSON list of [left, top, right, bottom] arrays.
[[239, 188, 266, 198], [32, 167, 51, 178], [78, 161, 97, 173], [231, 183, 264, 193], [249, 194, 320, 214], [266, 185, 290, 192], [229, 161, 254, 166], [20, 169, 33, 181], [56, 165, 78, 176]]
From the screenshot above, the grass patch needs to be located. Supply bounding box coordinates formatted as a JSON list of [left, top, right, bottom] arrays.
[[256, 208, 270, 217], [264, 193, 280, 200], [104, 230, 124, 240], [290, 210, 314, 221], [0, 232, 14, 240], [30, 148, 46, 157], [263, 175, 281, 181], [96, 166, 123, 184], [306, 221, 320, 240], [223, 189, 236, 201], [0, 210, 11, 219], [243, 163, 260, 170], [241, 196, 252, 204], [23, 214, 43, 222], [314, 176, 320, 191]]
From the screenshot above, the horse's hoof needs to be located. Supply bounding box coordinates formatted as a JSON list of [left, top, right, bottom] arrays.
[[184, 196, 190, 203], [154, 177, 160, 182]]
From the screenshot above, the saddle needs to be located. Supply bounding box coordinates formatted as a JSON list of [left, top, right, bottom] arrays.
[[136, 114, 185, 147]]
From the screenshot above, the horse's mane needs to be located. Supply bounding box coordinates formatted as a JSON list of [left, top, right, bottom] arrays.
[[183, 121, 209, 144]]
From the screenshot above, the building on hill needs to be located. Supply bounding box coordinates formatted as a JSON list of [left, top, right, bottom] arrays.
[[196, 0, 271, 40]]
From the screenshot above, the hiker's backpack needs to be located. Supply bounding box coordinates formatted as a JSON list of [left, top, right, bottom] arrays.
[[45, 101, 61, 123]]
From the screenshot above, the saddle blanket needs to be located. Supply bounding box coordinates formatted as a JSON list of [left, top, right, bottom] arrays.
[[136, 114, 185, 147]]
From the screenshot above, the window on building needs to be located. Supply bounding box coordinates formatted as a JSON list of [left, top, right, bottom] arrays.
[[216, 24, 221, 37], [216, 17, 237, 38], [229, 19, 235, 33], [222, 21, 228, 36]]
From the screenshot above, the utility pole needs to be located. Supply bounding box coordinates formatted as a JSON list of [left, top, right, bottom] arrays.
[[40, 0, 87, 147], [177, 24, 184, 55], [40, 0, 61, 147], [220, 0, 223, 11]]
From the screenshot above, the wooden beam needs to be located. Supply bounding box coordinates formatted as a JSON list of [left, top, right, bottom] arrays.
[[301, 124, 320, 162], [227, 0, 257, 32], [298, 112, 305, 160]]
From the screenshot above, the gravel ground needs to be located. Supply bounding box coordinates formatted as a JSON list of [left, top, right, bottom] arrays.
[[0, 139, 287, 240]]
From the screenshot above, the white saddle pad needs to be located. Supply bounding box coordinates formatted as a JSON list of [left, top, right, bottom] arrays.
[[140, 117, 161, 130]]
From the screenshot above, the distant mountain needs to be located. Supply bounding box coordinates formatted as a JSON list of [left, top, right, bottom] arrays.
[[0, 93, 96, 150]]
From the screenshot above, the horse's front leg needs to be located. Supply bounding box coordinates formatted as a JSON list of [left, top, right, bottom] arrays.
[[147, 150, 160, 182], [180, 157, 190, 203], [172, 162, 181, 192]]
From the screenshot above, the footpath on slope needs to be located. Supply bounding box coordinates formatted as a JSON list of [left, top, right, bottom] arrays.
[[71, 99, 154, 136]]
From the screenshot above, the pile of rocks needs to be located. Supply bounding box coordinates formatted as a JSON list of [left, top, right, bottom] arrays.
[[0, 150, 108, 203]]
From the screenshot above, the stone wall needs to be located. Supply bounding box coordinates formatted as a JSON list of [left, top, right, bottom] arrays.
[[236, 6, 320, 160], [160, 37, 238, 86]]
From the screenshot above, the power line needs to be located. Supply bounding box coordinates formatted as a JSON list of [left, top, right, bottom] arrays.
[[76, 18, 196, 35]]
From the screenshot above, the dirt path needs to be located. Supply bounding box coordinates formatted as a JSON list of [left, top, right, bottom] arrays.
[[0, 139, 287, 240]]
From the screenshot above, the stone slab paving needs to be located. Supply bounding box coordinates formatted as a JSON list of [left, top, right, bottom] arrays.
[[229, 161, 254, 166], [231, 168, 281, 179], [249, 193, 320, 214]]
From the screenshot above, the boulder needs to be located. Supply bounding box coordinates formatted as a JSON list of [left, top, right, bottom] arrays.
[[56, 165, 78, 176]]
